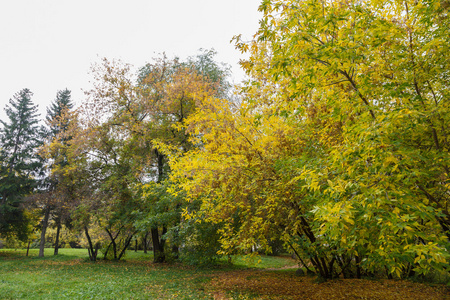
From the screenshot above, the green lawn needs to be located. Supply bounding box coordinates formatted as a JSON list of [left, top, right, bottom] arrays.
[[2, 249, 447, 300], [0, 248, 296, 300]]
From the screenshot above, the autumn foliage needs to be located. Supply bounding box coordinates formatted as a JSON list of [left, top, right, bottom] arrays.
[[2, 0, 449, 289], [170, 0, 450, 279]]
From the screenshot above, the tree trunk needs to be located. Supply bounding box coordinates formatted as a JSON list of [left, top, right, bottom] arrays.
[[54, 222, 61, 255], [39, 206, 51, 257], [105, 228, 118, 260], [298, 217, 333, 279], [151, 227, 166, 263], [105, 226, 123, 260], [118, 233, 135, 260], [156, 150, 164, 183], [84, 226, 98, 261], [288, 242, 314, 274], [26, 240, 31, 257], [143, 231, 149, 254], [103, 243, 112, 260]]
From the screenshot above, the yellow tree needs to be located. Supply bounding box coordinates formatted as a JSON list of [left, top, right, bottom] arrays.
[[171, 0, 449, 278]]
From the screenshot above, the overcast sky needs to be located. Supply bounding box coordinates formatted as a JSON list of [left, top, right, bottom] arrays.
[[0, 0, 261, 122]]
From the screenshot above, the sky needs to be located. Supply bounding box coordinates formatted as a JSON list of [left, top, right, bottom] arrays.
[[0, 0, 262, 122]]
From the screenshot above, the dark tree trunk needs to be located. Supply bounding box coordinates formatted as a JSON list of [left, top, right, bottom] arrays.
[[156, 150, 164, 183], [84, 226, 98, 261], [54, 222, 61, 255], [104, 227, 135, 260], [39, 206, 51, 257], [135, 239, 138, 252], [26, 240, 31, 256], [299, 216, 333, 279], [118, 233, 135, 260], [151, 226, 166, 263], [288, 242, 314, 274], [105, 228, 118, 260], [143, 231, 150, 254], [151, 150, 167, 263], [103, 243, 112, 260], [336, 254, 353, 278]]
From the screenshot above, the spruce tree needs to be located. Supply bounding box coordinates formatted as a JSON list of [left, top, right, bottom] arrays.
[[46, 89, 73, 137], [0, 88, 43, 241], [44, 88, 74, 255]]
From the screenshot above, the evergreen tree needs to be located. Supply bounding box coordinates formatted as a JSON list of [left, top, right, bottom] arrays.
[[44, 88, 74, 255], [0, 88, 43, 241], [46, 89, 73, 137]]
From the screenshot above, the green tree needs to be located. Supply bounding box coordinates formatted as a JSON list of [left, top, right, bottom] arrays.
[[0, 88, 43, 241], [76, 52, 229, 262], [38, 89, 75, 256], [42, 107, 101, 261], [46, 89, 74, 136], [136, 52, 230, 262]]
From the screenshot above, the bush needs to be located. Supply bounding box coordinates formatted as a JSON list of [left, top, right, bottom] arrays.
[[176, 220, 223, 266], [3, 236, 27, 249]]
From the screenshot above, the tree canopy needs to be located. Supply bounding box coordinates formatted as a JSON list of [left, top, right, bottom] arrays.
[[169, 0, 450, 278], [0, 89, 43, 241]]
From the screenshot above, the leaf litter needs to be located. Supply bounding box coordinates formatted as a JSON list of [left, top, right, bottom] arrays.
[[204, 270, 450, 300]]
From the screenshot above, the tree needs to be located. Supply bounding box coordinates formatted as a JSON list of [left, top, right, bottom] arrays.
[[170, 0, 450, 278], [0, 88, 43, 241], [42, 107, 101, 260], [75, 51, 229, 262], [39, 89, 75, 256], [74, 58, 153, 261], [184, 48, 232, 98], [137, 52, 232, 262], [137, 54, 225, 261]]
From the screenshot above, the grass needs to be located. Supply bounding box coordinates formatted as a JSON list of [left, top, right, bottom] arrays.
[[220, 253, 297, 270], [0, 248, 211, 299], [1, 249, 448, 300], [0, 248, 297, 300]]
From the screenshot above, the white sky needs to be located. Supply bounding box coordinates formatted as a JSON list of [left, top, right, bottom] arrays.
[[0, 0, 261, 122]]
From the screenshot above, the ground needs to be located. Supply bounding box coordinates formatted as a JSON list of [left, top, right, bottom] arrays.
[[206, 269, 449, 299], [0, 248, 448, 299]]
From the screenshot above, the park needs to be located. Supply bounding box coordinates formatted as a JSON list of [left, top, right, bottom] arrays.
[[1, 0, 449, 298]]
